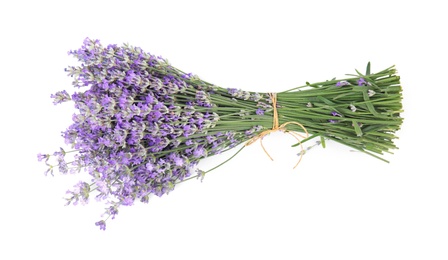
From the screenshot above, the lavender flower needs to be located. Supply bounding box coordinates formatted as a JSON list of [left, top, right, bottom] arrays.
[[39, 38, 266, 229], [331, 111, 342, 117], [95, 220, 106, 231], [37, 153, 49, 162], [329, 111, 342, 123], [51, 90, 71, 105], [193, 146, 206, 158], [227, 88, 238, 96], [250, 93, 263, 102], [65, 181, 91, 206], [335, 80, 350, 87], [196, 169, 206, 182], [357, 78, 367, 86]]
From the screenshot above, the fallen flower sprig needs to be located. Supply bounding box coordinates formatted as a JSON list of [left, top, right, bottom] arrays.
[[38, 38, 403, 230]]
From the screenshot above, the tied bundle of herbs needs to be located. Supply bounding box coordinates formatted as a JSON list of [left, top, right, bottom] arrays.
[[38, 38, 403, 230]]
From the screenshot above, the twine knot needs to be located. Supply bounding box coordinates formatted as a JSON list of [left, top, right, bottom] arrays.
[[246, 93, 309, 169]]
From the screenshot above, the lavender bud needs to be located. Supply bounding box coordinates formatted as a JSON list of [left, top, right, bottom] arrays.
[[51, 90, 71, 105]]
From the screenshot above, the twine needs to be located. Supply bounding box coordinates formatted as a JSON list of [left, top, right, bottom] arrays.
[[246, 93, 309, 169]]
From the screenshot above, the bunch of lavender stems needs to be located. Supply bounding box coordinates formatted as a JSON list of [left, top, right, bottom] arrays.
[[38, 38, 403, 230]]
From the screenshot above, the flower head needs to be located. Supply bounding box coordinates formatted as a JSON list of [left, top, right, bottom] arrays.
[[357, 78, 367, 86], [50, 90, 71, 105], [95, 220, 106, 231], [196, 169, 206, 182], [193, 146, 206, 158], [37, 153, 49, 162], [331, 111, 342, 117], [335, 81, 350, 87]]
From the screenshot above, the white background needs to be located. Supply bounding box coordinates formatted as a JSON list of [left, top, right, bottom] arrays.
[[1, 0, 447, 259]]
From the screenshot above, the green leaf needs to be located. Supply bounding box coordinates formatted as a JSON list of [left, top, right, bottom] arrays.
[[362, 90, 380, 116], [317, 96, 336, 106], [352, 120, 363, 137], [365, 143, 384, 154], [366, 62, 371, 75], [355, 69, 363, 77], [320, 136, 326, 148], [291, 134, 319, 147]]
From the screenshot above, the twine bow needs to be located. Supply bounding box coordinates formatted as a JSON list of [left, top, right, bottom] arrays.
[[246, 93, 309, 169]]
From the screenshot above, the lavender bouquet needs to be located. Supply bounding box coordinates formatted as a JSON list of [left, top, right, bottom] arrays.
[[38, 38, 403, 230]]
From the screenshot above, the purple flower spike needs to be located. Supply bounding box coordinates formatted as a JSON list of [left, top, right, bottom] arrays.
[[181, 73, 192, 79], [50, 90, 71, 105], [95, 220, 106, 231], [256, 108, 264, 115], [197, 169, 206, 182], [357, 78, 367, 86], [193, 146, 206, 158], [227, 88, 238, 96], [335, 81, 350, 87], [37, 153, 49, 162], [331, 111, 342, 117]]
